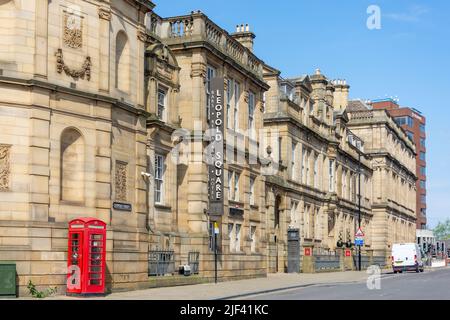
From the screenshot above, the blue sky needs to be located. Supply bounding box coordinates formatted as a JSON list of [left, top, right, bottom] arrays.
[[153, 0, 450, 228]]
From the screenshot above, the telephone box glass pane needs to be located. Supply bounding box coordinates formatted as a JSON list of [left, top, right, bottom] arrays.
[[70, 233, 81, 266], [89, 266, 101, 272], [91, 241, 102, 247], [90, 273, 101, 279], [90, 280, 101, 285], [90, 259, 101, 266]]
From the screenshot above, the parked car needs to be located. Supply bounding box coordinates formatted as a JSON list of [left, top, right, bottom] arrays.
[[391, 243, 425, 273]]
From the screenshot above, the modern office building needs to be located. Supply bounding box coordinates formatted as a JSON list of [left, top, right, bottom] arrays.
[[370, 98, 427, 229]]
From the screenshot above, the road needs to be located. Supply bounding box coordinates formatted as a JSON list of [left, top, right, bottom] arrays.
[[241, 268, 450, 300]]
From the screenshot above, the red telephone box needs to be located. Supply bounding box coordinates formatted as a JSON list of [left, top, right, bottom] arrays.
[[67, 217, 106, 296]]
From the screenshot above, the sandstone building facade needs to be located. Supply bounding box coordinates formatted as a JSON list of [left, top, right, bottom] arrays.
[[0, 0, 154, 294], [262, 68, 374, 272], [0, 0, 417, 295], [346, 101, 417, 255]]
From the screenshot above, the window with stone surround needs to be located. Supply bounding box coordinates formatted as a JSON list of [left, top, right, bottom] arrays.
[[291, 141, 297, 180], [157, 86, 168, 121], [235, 223, 241, 252], [228, 170, 240, 202], [313, 153, 319, 188], [329, 159, 335, 192], [154, 154, 165, 204], [249, 176, 255, 206], [227, 78, 232, 128], [206, 66, 216, 124], [234, 81, 240, 130], [290, 200, 299, 227], [250, 225, 257, 253], [248, 91, 255, 137]]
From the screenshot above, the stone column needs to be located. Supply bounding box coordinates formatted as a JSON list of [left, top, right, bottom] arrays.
[[98, 6, 111, 92]]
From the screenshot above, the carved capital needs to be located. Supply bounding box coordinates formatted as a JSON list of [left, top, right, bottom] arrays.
[[98, 6, 112, 21], [243, 90, 249, 103]]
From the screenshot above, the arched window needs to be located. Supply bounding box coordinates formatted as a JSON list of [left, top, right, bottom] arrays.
[[274, 195, 281, 228], [61, 128, 84, 203], [115, 31, 130, 92]]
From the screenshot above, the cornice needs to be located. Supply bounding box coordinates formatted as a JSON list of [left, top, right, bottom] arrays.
[[0, 76, 151, 118]]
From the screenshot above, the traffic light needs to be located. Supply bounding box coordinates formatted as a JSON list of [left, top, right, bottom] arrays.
[[422, 243, 427, 252]]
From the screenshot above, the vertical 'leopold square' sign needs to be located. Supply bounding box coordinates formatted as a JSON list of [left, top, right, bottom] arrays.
[[208, 77, 224, 215]]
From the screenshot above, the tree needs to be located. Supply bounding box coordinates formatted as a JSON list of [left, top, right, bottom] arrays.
[[433, 219, 450, 240]]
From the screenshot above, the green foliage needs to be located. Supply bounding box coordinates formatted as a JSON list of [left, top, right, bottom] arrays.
[[433, 219, 450, 240], [27, 280, 57, 299]]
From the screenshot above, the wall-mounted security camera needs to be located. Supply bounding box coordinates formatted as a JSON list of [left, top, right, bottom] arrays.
[[141, 172, 152, 178]]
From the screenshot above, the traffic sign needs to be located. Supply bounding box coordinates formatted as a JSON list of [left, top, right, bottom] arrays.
[[355, 239, 364, 246], [214, 222, 220, 234], [355, 228, 364, 237]]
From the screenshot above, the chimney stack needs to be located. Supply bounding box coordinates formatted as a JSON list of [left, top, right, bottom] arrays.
[[231, 23, 256, 52], [332, 79, 350, 112]]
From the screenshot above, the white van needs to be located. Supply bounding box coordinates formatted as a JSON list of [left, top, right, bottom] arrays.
[[391, 243, 425, 273]]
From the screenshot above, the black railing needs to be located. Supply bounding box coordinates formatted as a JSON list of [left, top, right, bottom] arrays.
[[148, 250, 175, 276], [314, 253, 341, 271], [188, 251, 200, 275]]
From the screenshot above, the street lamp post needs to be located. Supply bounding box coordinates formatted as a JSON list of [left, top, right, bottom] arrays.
[[348, 132, 363, 271], [358, 151, 362, 271]]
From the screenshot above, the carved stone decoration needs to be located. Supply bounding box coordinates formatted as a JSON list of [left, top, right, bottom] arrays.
[[137, 30, 148, 43], [243, 90, 249, 103], [55, 49, 91, 80], [63, 13, 83, 49], [0, 145, 11, 191], [98, 6, 112, 20], [115, 161, 127, 201]]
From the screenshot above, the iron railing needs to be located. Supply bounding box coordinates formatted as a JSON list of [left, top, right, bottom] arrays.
[[314, 253, 341, 271], [372, 256, 388, 268], [148, 250, 175, 276], [353, 255, 371, 270], [188, 251, 200, 275]]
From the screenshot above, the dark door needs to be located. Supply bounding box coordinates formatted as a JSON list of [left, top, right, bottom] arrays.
[[287, 228, 300, 273]]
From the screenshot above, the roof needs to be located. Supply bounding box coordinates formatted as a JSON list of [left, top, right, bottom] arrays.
[[286, 75, 308, 83], [347, 100, 371, 112]]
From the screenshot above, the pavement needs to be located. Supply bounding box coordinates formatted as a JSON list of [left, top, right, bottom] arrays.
[[46, 268, 397, 300], [10, 266, 447, 300]]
